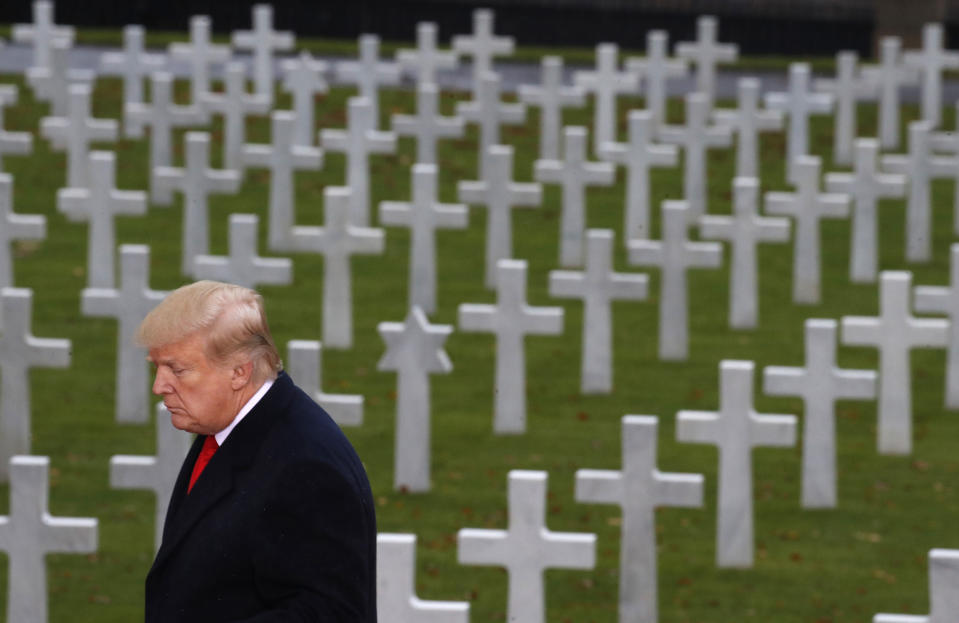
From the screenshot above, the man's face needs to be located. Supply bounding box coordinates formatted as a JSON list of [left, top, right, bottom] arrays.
[[147, 332, 242, 435]]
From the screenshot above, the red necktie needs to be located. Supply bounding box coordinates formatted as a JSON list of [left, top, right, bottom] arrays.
[[188, 435, 219, 494]]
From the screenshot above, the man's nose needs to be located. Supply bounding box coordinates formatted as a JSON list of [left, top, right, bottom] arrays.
[[152, 367, 172, 395]]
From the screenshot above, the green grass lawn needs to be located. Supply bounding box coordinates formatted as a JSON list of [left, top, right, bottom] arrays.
[[0, 63, 956, 623]]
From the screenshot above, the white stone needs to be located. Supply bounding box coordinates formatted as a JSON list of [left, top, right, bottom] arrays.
[[290, 186, 385, 349], [110, 403, 191, 552], [458, 470, 595, 623], [825, 138, 906, 282], [168, 15, 230, 115], [699, 177, 790, 329], [914, 244, 959, 409], [458, 259, 563, 434], [763, 319, 876, 508], [81, 244, 167, 424], [625, 30, 687, 130], [549, 229, 648, 393], [12, 0, 74, 71], [813, 51, 873, 166], [861, 37, 917, 150], [518, 56, 585, 162], [677, 360, 796, 568], [99, 25, 165, 109], [26, 40, 94, 118], [535, 126, 615, 266], [873, 549, 959, 623], [202, 61, 270, 172], [380, 163, 468, 313], [0, 85, 16, 107], [842, 271, 948, 455], [713, 77, 783, 178], [764, 155, 849, 304], [904, 23, 959, 128], [377, 534, 469, 621], [459, 144, 540, 288], [41, 82, 118, 189], [392, 82, 464, 165], [396, 22, 458, 86], [0, 174, 45, 289], [764, 63, 833, 184], [674, 15, 738, 111], [336, 34, 401, 130], [193, 213, 292, 289], [231, 4, 294, 105], [0, 456, 97, 623], [377, 306, 452, 492], [287, 340, 363, 427], [452, 8, 514, 99], [628, 201, 722, 360], [573, 43, 639, 155], [280, 52, 329, 147], [455, 71, 525, 180], [576, 415, 703, 623], [0, 92, 33, 173]]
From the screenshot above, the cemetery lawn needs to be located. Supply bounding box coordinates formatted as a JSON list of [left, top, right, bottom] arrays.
[[0, 69, 956, 623]]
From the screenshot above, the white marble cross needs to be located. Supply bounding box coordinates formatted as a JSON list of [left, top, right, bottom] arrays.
[[168, 15, 231, 115], [549, 229, 648, 393], [320, 96, 397, 227], [535, 126, 615, 266], [203, 61, 270, 172], [396, 22, 458, 86], [193, 213, 293, 289], [26, 39, 94, 117], [518, 56, 586, 163], [231, 4, 294, 105], [915, 244, 959, 409], [764, 63, 833, 184], [455, 71, 525, 180], [81, 244, 167, 424], [0, 288, 71, 482], [12, 0, 74, 71], [242, 110, 323, 251], [813, 51, 874, 166], [861, 36, 917, 150], [0, 455, 97, 623], [452, 8, 514, 99], [0, 84, 15, 107], [873, 549, 959, 623], [380, 163, 468, 313], [336, 34, 401, 130], [576, 415, 703, 623], [392, 82, 464, 165], [290, 186, 385, 349], [377, 306, 452, 492], [700, 177, 790, 329], [658, 91, 732, 221], [764, 155, 849, 304], [280, 52, 329, 147], [458, 470, 595, 623], [825, 138, 906, 282], [154, 132, 241, 276], [99, 25, 165, 110], [677, 360, 796, 568], [459, 144, 541, 288], [0, 174, 45, 289], [628, 201, 722, 360], [573, 43, 639, 155], [713, 77, 783, 178], [625, 30, 687, 130], [377, 534, 470, 621], [763, 319, 876, 508], [904, 23, 959, 129], [110, 403, 191, 552], [458, 259, 563, 434], [674, 15, 738, 111], [287, 340, 363, 427], [0, 97, 31, 173], [841, 271, 948, 455], [600, 109, 677, 242], [41, 82, 118, 189]]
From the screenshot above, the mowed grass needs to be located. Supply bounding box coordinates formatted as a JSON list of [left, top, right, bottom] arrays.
[[0, 63, 955, 623]]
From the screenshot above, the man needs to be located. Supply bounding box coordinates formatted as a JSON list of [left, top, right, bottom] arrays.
[[138, 280, 376, 621]]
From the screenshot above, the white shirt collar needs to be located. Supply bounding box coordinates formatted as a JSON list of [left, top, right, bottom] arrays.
[[214, 378, 274, 446]]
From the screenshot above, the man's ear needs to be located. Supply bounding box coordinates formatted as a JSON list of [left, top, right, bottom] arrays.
[[231, 359, 254, 390]]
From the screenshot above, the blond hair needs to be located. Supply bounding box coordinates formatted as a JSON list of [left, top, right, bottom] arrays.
[[136, 280, 282, 383]]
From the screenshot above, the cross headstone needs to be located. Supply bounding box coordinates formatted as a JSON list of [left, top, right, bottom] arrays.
[[764, 155, 850, 304], [601, 109, 677, 242], [0, 288, 71, 481], [26, 39, 94, 118], [674, 15, 738, 111], [861, 36, 917, 150], [575, 415, 703, 623], [813, 51, 874, 166], [0, 174, 45, 289], [625, 30, 687, 130], [202, 61, 270, 172], [393, 82, 465, 165], [712, 77, 783, 178], [242, 110, 323, 251], [825, 138, 906, 282], [41, 82, 118, 189], [193, 213, 292, 289], [0, 96, 33, 173], [573, 43, 639, 155], [109, 403, 191, 552], [455, 71, 525, 180], [377, 534, 470, 621], [0, 85, 15, 107], [290, 186, 385, 349], [287, 340, 363, 427], [459, 144, 541, 288], [763, 319, 877, 508], [231, 4, 294, 105], [99, 25, 165, 110], [377, 305, 452, 492], [0, 455, 97, 623], [380, 163, 468, 313], [699, 176, 790, 329], [458, 259, 564, 434], [395, 22, 458, 86], [549, 229, 648, 393], [280, 51, 329, 147], [452, 8, 514, 99], [154, 132, 241, 276], [535, 126, 615, 266], [873, 549, 959, 623], [168, 15, 231, 115], [628, 201, 722, 360], [320, 96, 396, 227], [764, 63, 833, 184], [458, 470, 595, 623], [82, 244, 167, 423], [518, 55, 585, 162], [842, 271, 948, 455], [12, 0, 74, 71], [336, 34, 401, 129], [677, 360, 796, 568], [915, 244, 959, 409], [904, 23, 959, 128]]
